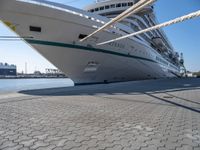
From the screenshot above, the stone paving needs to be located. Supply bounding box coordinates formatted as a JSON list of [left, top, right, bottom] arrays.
[[0, 78, 200, 150]]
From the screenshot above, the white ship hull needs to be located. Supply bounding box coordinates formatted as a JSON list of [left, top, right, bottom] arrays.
[[0, 0, 180, 84]]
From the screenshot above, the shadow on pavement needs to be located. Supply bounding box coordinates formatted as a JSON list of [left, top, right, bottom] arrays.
[[19, 78, 200, 96], [18, 78, 200, 114]]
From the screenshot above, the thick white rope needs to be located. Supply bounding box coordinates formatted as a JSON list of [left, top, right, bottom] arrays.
[[80, 0, 156, 42], [98, 10, 200, 45]]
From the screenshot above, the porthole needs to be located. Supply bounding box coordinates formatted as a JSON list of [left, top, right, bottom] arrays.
[[116, 3, 121, 7], [105, 5, 110, 9], [100, 6, 104, 10], [29, 26, 41, 32], [122, 3, 127, 7], [110, 4, 115, 8], [128, 2, 133, 6]]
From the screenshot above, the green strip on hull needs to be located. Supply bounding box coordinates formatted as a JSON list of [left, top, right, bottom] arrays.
[[26, 39, 157, 63]]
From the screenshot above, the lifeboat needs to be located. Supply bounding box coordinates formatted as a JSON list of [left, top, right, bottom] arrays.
[[152, 37, 167, 52]]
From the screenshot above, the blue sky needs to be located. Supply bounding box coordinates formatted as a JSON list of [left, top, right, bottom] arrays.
[[0, 0, 200, 73]]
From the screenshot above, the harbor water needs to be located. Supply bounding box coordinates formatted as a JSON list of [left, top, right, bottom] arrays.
[[0, 78, 74, 94]]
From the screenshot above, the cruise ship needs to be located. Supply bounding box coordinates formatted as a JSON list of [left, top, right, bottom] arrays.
[[0, 62, 17, 76], [0, 0, 184, 84]]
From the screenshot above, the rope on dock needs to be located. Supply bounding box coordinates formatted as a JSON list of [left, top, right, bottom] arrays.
[[97, 10, 200, 45], [80, 0, 156, 42]]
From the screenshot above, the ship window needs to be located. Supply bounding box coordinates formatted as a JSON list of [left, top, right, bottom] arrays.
[[90, 9, 94, 12], [100, 6, 104, 10], [78, 34, 88, 39], [29, 26, 41, 32], [105, 5, 110, 9], [110, 4, 115, 8], [95, 8, 99, 11], [128, 2, 133, 6], [116, 3, 121, 7], [122, 3, 127, 7]]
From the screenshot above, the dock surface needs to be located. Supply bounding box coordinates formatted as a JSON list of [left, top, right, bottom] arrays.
[[0, 78, 200, 150]]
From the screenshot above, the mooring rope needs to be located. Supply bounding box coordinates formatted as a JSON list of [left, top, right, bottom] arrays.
[[80, 0, 156, 42], [0, 36, 33, 41], [97, 10, 200, 45]]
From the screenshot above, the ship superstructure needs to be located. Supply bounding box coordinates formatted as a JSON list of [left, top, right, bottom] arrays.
[[0, 62, 17, 76], [85, 0, 181, 66], [0, 0, 183, 84]]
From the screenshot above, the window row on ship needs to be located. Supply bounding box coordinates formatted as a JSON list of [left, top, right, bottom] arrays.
[[88, 2, 134, 13]]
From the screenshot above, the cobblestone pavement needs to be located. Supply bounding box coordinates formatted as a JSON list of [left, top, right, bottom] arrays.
[[0, 78, 200, 150]]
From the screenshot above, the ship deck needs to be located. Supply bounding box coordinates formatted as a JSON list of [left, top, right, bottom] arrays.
[[0, 78, 200, 150]]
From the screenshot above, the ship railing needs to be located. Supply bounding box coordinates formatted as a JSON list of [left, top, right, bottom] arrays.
[[16, 0, 152, 48], [17, 0, 106, 25], [16, 0, 145, 41]]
